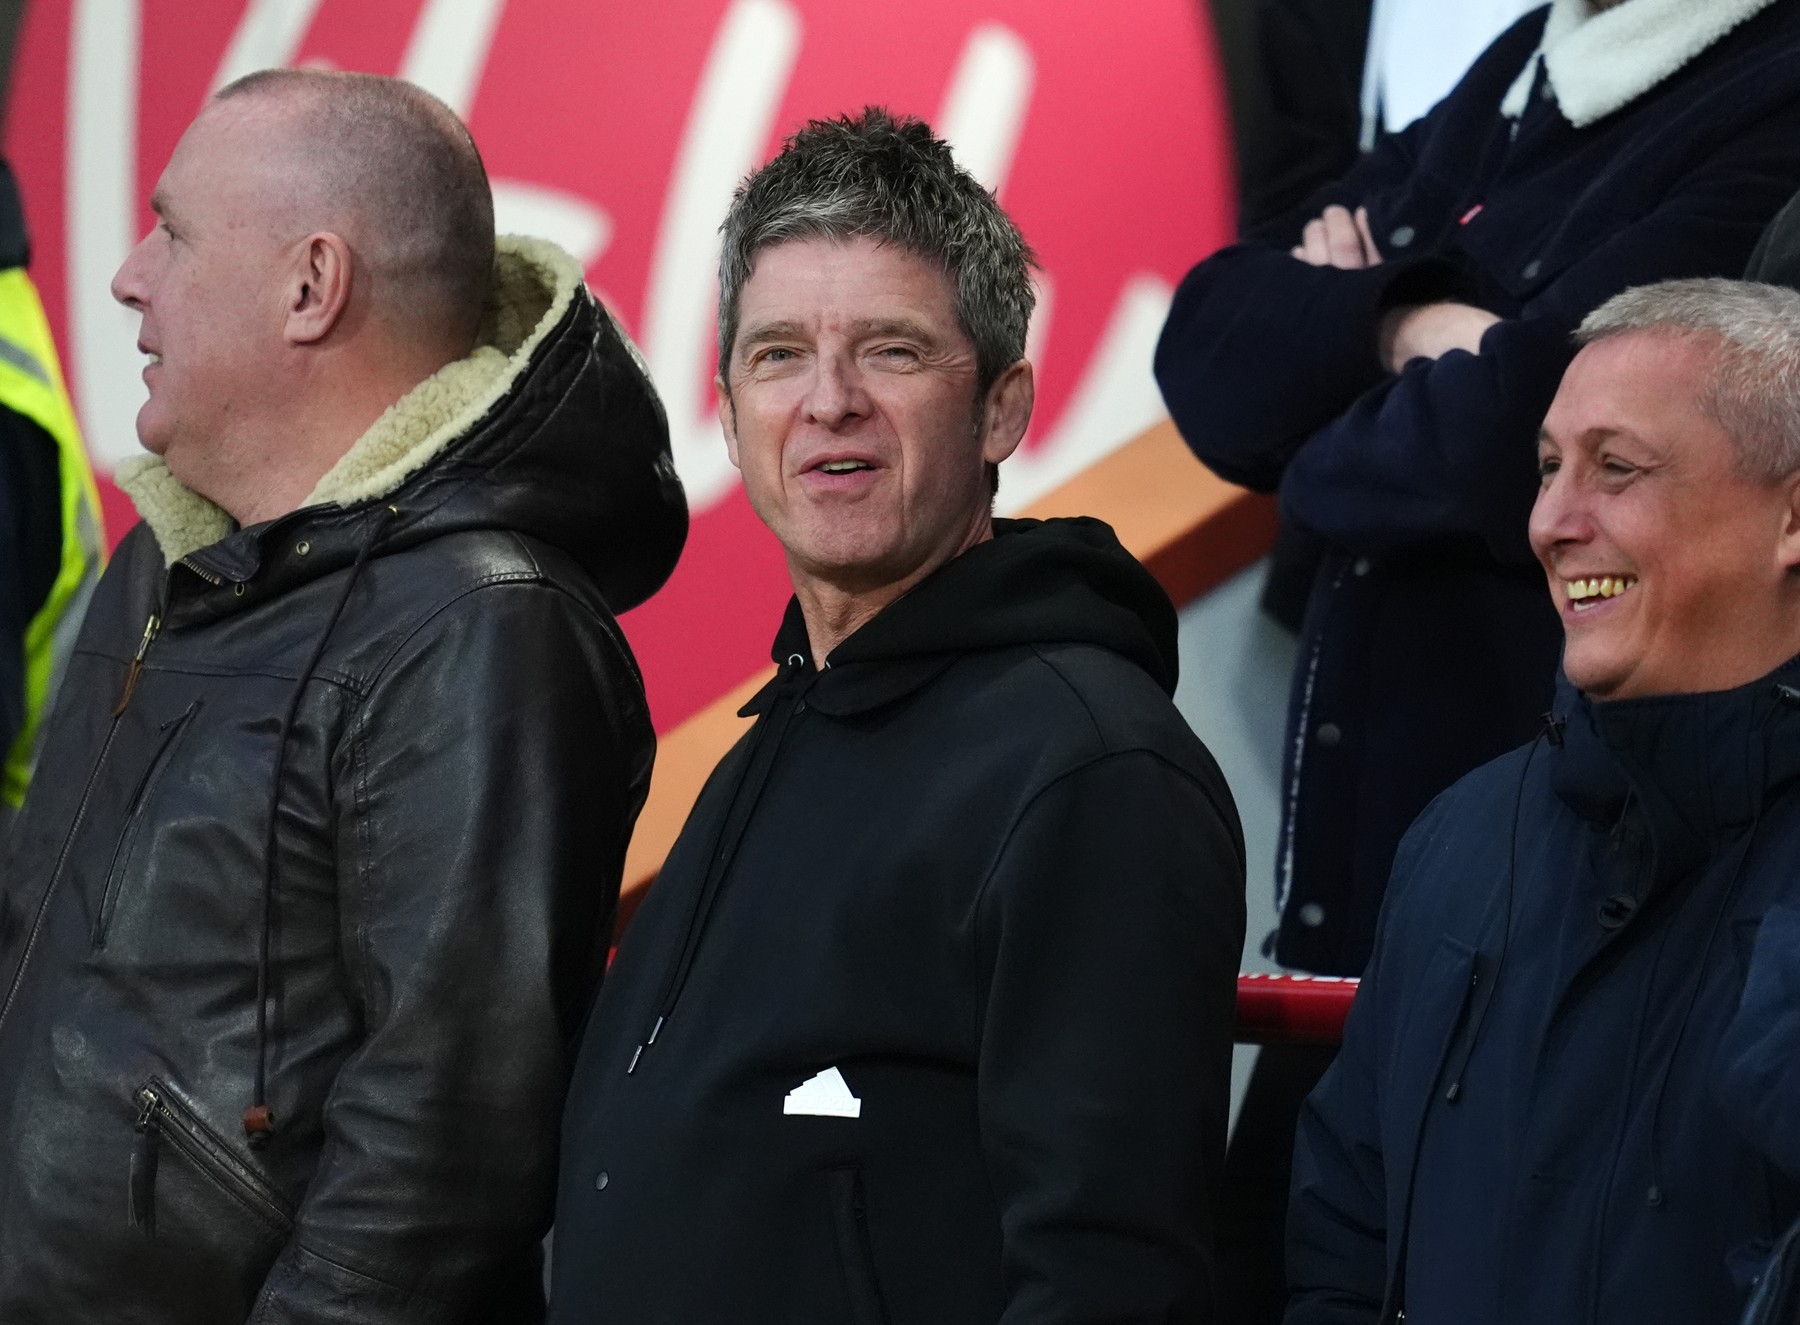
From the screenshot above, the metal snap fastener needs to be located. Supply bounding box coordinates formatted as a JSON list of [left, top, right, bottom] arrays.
[[295, 541, 310, 556], [1352, 557, 1372, 577], [594, 1171, 609, 1191], [786, 653, 804, 667], [1299, 902, 1326, 927], [1522, 259, 1542, 280], [233, 583, 246, 597], [1316, 722, 1342, 747], [1388, 225, 1415, 249], [1596, 893, 1637, 929]]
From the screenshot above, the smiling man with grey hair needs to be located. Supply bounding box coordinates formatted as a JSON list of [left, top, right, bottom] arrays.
[[1286, 276, 1800, 1324], [552, 107, 1247, 1324]]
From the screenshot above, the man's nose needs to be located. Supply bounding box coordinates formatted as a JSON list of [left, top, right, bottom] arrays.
[[1528, 467, 1593, 559], [802, 354, 870, 429], [111, 236, 150, 311]]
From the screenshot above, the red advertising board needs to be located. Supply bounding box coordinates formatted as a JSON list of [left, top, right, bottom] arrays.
[[6, 0, 1232, 732]]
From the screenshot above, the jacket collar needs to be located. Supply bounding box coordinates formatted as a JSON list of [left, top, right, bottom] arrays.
[[1499, 0, 1780, 128], [1550, 656, 1800, 883], [114, 235, 581, 569]]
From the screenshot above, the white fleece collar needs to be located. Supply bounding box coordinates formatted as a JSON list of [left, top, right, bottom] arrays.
[[116, 234, 584, 566], [1499, 0, 1780, 127]]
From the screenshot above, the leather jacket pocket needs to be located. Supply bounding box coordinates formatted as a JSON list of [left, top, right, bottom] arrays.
[[93, 702, 198, 947], [129, 1076, 293, 1240], [828, 1167, 892, 1325]]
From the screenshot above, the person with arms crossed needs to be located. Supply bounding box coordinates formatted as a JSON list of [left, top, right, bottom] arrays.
[[0, 69, 686, 1323], [551, 108, 1247, 1324], [1288, 279, 1800, 1323]]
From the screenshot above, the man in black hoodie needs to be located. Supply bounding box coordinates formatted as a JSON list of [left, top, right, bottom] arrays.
[[551, 108, 1247, 1324]]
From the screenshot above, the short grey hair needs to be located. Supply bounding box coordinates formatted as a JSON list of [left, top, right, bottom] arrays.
[[1576, 278, 1800, 481], [214, 68, 494, 350], [716, 107, 1036, 396]]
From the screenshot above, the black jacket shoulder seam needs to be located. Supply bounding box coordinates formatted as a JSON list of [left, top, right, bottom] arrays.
[[970, 746, 1230, 914]]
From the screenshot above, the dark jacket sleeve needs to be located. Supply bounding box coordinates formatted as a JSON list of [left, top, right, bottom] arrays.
[[974, 749, 1245, 1323], [1152, 108, 1439, 496], [1283, 945, 1390, 1324], [1280, 783, 1464, 1324], [0, 407, 61, 761], [248, 581, 652, 1324], [1159, 126, 1800, 566], [1717, 903, 1800, 1184]]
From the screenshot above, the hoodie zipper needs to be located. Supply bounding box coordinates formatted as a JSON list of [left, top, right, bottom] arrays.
[[0, 611, 164, 1035], [628, 659, 811, 1074], [129, 1079, 294, 1237]]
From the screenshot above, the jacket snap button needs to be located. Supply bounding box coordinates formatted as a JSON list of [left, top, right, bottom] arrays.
[[1352, 557, 1372, 577], [594, 1170, 609, 1191], [1298, 902, 1326, 927], [233, 583, 246, 597], [295, 541, 310, 556], [1596, 893, 1637, 929], [1522, 259, 1543, 280], [1315, 722, 1342, 747], [1388, 225, 1415, 249]]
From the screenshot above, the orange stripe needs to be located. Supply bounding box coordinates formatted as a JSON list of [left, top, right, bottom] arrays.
[[615, 417, 1275, 933]]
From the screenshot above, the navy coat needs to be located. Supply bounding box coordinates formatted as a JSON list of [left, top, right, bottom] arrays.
[[1287, 667, 1800, 1323], [1155, 0, 1800, 974]]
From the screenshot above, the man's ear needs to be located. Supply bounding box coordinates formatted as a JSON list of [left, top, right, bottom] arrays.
[[979, 359, 1034, 466], [1780, 469, 1800, 572], [285, 232, 353, 346], [716, 374, 741, 469]]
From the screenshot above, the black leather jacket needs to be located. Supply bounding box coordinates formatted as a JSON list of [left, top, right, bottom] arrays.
[[0, 237, 687, 1323]]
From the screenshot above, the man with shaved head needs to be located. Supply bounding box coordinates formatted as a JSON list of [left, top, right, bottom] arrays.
[[0, 70, 686, 1323]]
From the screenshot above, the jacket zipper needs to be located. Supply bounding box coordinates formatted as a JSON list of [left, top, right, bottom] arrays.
[[178, 556, 223, 586], [112, 613, 162, 717], [129, 1079, 294, 1237], [92, 702, 200, 947], [1276, 562, 1347, 923], [0, 612, 164, 1035]]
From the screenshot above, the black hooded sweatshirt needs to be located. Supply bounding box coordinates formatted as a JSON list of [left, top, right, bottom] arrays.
[[552, 517, 1247, 1324]]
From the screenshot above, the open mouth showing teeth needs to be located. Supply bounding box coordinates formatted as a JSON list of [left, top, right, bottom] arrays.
[[1566, 575, 1637, 612], [816, 460, 873, 474]]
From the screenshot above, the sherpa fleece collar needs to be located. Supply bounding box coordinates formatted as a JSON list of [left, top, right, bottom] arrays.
[[1499, 0, 1780, 128], [115, 234, 583, 566]]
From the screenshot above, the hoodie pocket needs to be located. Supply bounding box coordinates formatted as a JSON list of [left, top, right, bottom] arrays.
[[129, 1077, 293, 1240], [93, 703, 198, 948], [828, 1167, 892, 1325]]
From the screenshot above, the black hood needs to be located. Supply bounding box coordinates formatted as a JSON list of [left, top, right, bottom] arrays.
[[766, 517, 1180, 702], [119, 237, 687, 618]]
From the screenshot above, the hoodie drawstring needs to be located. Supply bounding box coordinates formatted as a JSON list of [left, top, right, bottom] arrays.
[[627, 655, 809, 1076], [244, 506, 396, 1146]]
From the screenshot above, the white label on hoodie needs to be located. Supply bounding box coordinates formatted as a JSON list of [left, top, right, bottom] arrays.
[[783, 1066, 862, 1118]]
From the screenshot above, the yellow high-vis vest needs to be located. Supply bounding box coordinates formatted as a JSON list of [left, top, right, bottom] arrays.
[[0, 266, 104, 808]]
